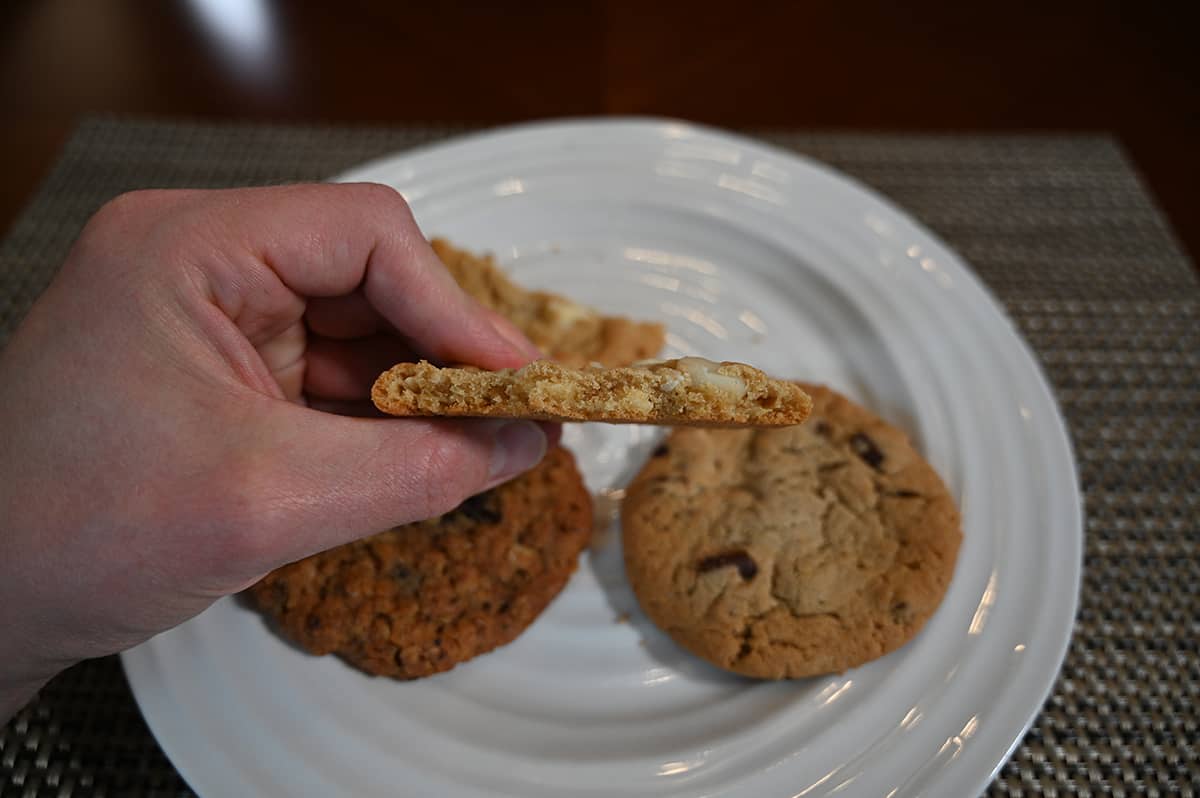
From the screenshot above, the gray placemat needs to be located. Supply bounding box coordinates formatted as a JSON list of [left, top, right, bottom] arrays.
[[1, 118, 1196, 797]]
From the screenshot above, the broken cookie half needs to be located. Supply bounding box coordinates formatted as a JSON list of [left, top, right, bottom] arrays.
[[371, 357, 812, 427], [433, 238, 665, 368]]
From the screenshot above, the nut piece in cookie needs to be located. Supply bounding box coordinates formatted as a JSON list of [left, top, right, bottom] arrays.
[[249, 446, 592, 679], [621, 383, 962, 679], [432, 238, 665, 367], [371, 357, 812, 427]]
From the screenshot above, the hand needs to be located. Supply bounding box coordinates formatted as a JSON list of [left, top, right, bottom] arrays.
[[0, 184, 551, 720]]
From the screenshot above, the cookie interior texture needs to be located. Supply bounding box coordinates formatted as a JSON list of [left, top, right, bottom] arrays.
[[249, 447, 592, 679], [621, 383, 962, 679], [372, 357, 813, 427], [432, 238, 665, 367]]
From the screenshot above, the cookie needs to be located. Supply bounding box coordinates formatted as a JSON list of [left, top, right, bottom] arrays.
[[372, 357, 813, 427], [621, 384, 962, 679], [249, 446, 592, 679], [432, 238, 666, 367]]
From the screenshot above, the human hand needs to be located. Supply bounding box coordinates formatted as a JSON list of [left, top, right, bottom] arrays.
[[0, 184, 551, 719]]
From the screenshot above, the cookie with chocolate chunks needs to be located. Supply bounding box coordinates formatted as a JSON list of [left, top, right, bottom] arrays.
[[621, 384, 962, 679], [249, 447, 591, 679]]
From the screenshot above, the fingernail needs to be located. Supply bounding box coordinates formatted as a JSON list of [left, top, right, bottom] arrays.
[[488, 420, 547, 483], [490, 316, 543, 362]]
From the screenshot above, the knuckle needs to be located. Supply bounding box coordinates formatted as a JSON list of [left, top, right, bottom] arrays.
[[98, 188, 158, 215], [78, 189, 195, 258], [93, 188, 186, 224], [353, 182, 416, 225], [82, 190, 155, 239], [355, 181, 406, 206]]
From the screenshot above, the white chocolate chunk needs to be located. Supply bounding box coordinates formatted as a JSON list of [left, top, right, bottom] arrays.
[[661, 374, 684, 392], [623, 388, 654, 414], [675, 357, 747, 399]]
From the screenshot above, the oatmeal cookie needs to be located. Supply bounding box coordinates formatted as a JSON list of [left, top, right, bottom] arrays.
[[250, 446, 592, 679]]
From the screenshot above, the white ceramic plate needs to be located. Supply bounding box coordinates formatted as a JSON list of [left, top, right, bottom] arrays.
[[122, 120, 1081, 797]]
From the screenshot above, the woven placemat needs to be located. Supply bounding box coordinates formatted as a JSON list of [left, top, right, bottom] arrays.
[[1, 118, 1196, 797]]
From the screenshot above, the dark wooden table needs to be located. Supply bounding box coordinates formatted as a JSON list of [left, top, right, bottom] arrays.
[[3, 0, 1198, 267]]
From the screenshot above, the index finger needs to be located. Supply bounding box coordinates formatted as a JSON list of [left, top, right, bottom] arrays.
[[200, 183, 540, 370]]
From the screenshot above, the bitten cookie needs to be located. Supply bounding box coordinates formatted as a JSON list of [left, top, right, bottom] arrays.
[[372, 357, 812, 427], [432, 238, 665, 367], [249, 447, 592, 679], [621, 384, 962, 679]]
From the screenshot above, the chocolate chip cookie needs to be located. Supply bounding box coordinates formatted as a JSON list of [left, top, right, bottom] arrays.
[[249, 446, 592, 679], [372, 357, 812, 427], [432, 238, 665, 367], [621, 384, 962, 679]]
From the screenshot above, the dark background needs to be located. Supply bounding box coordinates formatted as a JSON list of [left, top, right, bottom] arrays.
[[3, 0, 1198, 265]]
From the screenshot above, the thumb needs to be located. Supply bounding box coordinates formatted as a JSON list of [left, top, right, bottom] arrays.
[[224, 403, 548, 573]]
